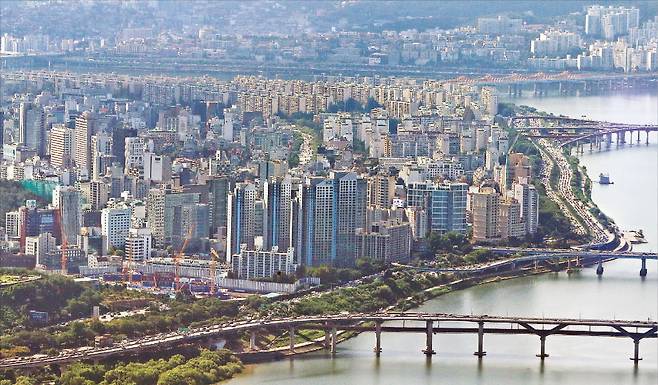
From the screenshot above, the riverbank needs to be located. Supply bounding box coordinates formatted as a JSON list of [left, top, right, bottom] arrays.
[[227, 91, 657, 385], [236, 257, 587, 364]]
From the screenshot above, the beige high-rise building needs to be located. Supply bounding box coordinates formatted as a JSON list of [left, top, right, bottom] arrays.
[[49, 124, 75, 169], [498, 199, 526, 240], [79, 180, 109, 210], [368, 172, 396, 209], [74, 112, 95, 174], [471, 187, 501, 243]]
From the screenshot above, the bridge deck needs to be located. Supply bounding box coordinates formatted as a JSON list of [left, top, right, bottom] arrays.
[[1, 312, 655, 369]]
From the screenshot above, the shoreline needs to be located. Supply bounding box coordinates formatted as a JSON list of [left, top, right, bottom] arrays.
[[235, 258, 585, 365]]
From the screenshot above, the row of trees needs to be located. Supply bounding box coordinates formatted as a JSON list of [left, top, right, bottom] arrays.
[[326, 97, 382, 114], [258, 269, 450, 318], [57, 349, 242, 385], [1, 296, 242, 358]]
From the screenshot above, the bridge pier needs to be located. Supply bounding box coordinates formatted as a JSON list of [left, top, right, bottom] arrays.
[[331, 327, 337, 354], [596, 260, 604, 276], [423, 320, 436, 355], [631, 339, 642, 363], [374, 320, 382, 356], [640, 257, 647, 277], [289, 325, 295, 353], [249, 331, 257, 351], [646, 130, 650, 144], [474, 321, 486, 357], [536, 335, 549, 360], [324, 323, 330, 350]]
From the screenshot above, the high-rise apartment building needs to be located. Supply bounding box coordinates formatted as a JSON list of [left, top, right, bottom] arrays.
[[428, 182, 468, 235], [299, 177, 335, 266], [368, 172, 396, 209], [125, 228, 153, 262], [354, 220, 412, 262], [101, 206, 132, 250], [263, 176, 293, 251], [226, 183, 257, 255], [207, 176, 232, 238], [91, 132, 112, 179], [498, 200, 526, 240], [143, 152, 172, 183], [231, 244, 296, 279], [19, 102, 45, 155], [49, 123, 75, 169], [513, 180, 539, 235], [74, 112, 95, 174], [471, 187, 501, 243], [124, 137, 154, 172], [146, 187, 201, 247], [585, 5, 640, 40], [79, 180, 109, 210], [52, 185, 82, 246], [334, 171, 367, 266]]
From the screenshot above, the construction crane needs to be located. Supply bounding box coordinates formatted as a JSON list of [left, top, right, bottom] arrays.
[[209, 248, 220, 296], [122, 248, 133, 287], [174, 225, 195, 292]]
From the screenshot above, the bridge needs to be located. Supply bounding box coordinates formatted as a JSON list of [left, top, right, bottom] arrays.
[[509, 114, 658, 150], [395, 249, 657, 277], [455, 71, 657, 86], [0, 312, 655, 370], [559, 125, 658, 148], [488, 72, 656, 96], [510, 115, 601, 124]]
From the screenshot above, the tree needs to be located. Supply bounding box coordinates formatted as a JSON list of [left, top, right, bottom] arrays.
[[375, 285, 395, 303], [344, 98, 362, 112], [14, 377, 35, 385], [59, 363, 105, 385], [365, 97, 382, 112], [311, 265, 338, 285]]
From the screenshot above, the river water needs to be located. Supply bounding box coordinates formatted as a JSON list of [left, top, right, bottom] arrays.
[[228, 92, 658, 385]]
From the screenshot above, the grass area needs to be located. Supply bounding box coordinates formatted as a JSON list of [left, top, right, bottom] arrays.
[[0, 275, 40, 287]]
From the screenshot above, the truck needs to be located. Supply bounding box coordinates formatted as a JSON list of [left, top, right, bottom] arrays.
[[94, 335, 114, 348]]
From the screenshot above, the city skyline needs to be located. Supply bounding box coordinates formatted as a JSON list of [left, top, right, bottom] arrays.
[[0, 2, 655, 385]]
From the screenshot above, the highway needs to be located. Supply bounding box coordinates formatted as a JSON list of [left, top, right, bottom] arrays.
[[533, 137, 589, 237], [393, 249, 656, 274]]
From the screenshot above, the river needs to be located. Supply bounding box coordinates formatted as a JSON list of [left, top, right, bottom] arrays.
[[228, 92, 658, 385]]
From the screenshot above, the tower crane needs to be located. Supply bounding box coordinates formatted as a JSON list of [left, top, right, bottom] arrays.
[[174, 224, 195, 292]]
